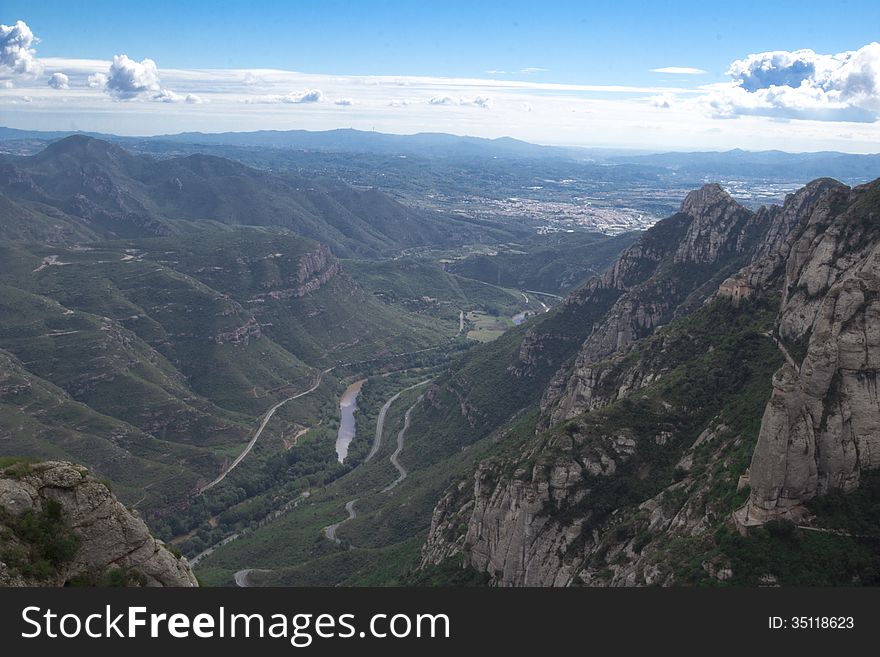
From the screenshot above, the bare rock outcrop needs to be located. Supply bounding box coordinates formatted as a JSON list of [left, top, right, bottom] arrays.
[[421, 178, 880, 586], [542, 184, 760, 427], [0, 461, 197, 587], [739, 229, 880, 524]]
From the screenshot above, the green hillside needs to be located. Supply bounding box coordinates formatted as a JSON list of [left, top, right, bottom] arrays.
[[0, 136, 527, 256], [446, 231, 640, 293]]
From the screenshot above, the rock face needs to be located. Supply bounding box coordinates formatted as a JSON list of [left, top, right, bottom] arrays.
[[421, 178, 880, 586], [250, 245, 342, 302], [739, 181, 880, 523], [542, 184, 762, 428], [0, 461, 198, 587]]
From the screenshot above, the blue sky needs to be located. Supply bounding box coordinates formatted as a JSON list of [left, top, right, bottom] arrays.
[[9, 1, 880, 83], [2, 1, 880, 151]]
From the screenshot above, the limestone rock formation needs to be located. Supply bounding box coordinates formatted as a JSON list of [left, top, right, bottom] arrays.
[[421, 178, 880, 587], [0, 461, 198, 587], [739, 183, 880, 523], [542, 184, 761, 428]]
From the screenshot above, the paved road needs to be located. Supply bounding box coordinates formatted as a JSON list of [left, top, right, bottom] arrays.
[[189, 491, 310, 567], [323, 499, 357, 544], [199, 367, 333, 493], [365, 379, 431, 463], [381, 395, 423, 493], [458, 310, 465, 334], [234, 569, 253, 587], [523, 289, 563, 300]]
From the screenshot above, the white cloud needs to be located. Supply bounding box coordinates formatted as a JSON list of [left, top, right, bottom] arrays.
[[700, 42, 880, 122], [47, 72, 69, 90], [650, 67, 706, 75], [88, 72, 108, 88], [520, 67, 548, 74], [5, 45, 879, 152], [246, 88, 324, 104], [650, 93, 673, 108], [99, 54, 203, 104], [428, 95, 493, 108], [106, 54, 161, 99], [521, 102, 533, 112], [153, 88, 204, 104], [0, 20, 42, 84], [334, 97, 353, 106]]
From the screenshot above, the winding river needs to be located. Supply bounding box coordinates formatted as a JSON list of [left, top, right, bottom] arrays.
[[335, 379, 366, 463]]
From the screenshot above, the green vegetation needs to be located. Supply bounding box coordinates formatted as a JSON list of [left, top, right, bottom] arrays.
[[447, 231, 639, 294], [0, 499, 80, 582], [66, 568, 149, 587], [710, 471, 880, 586], [0, 135, 526, 257], [465, 311, 512, 342], [716, 522, 880, 586]]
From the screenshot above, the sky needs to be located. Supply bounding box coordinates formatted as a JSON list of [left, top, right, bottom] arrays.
[[2, 0, 880, 152]]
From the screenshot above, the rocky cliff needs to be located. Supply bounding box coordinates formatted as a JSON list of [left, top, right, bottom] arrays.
[[0, 461, 198, 587], [542, 184, 765, 427], [421, 178, 880, 586], [738, 181, 880, 524]]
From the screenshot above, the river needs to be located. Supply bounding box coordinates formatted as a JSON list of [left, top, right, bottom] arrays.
[[335, 379, 366, 463]]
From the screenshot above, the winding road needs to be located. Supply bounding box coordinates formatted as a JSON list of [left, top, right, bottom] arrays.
[[323, 379, 431, 542], [365, 379, 431, 463], [199, 367, 333, 494], [323, 498, 358, 544], [381, 395, 423, 493]]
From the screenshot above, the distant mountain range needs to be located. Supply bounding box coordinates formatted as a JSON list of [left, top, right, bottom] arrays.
[[0, 134, 525, 255], [607, 148, 880, 182], [2, 126, 878, 172], [0, 127, 572, 160]]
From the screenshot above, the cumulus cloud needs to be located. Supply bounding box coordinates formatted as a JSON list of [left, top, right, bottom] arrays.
[[650, 93, 673, 108], [246, 88, 324, 104], [334, 97, 353, 106], [0, 20, 42, 84], [700, 42, 880, 122], [47, 72, 69, 90], [88, 72, 108, 88], [99, 54, 200, 103], [650, 67, 706, 75], [152, 88, 202, 103], [106, 54, 161, 99], [428, 95, 493, 109]]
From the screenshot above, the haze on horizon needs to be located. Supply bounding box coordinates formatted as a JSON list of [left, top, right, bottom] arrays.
[[2, 1, 880, 153]]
